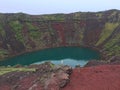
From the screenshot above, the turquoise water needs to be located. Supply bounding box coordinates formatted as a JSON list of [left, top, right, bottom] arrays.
[[0, 47, 100, 67]]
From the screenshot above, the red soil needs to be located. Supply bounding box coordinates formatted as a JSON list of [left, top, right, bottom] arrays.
[[62, 65, 120, 90], [16, 75, 38, 90], [52, 23, 66, 45], [1, 64, 120, 90], [0, 85, 11, 90]]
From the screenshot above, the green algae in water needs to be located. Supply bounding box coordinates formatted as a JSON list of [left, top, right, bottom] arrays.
[[0, 47, 100, 67]]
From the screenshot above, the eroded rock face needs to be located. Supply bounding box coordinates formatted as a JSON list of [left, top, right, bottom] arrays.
[[0, 9, 120, 60], [85, 56, 120, 67], [44, 65, 72, 90], [0, 62, 72, 90], [1, 62, 120, 90], [85, 60, 107, 67]]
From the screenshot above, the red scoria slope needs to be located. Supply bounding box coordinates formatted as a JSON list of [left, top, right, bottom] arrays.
[[62, 65, 120, 90]]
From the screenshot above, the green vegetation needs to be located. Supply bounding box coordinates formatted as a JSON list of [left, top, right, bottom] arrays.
[[26, 22, 41, 39], [0, 67, 35, 75], [0, 10, 120, 62], [96, 13, 103, 18], [0, 25, 5, 36], [41, 14, 65, 21], [107, 45, 120, 56], [9, 20, 24, 42], [0, 49, 8, 59], [74, 12, 81, 19], [79, 28, 84, 42], [104, 33, 120, 56], [50, 63, 55, 68], [111, 11, 117, 16], [96, 23, 119, 46]]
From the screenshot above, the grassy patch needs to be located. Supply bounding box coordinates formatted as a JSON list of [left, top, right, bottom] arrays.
[[41, 14, 65, 21], [74, 12, 81, 19], [0, 25, 5, 37], [26, 22, 41, 39], [0, 49, 8, 59], [104, 34, 120, 49], [104, 33, 120, 56], [96, 13, 103, 18], [96, 23, 119, 46], [0, 67, 35, 76], [105, 45, 120, 56], [9, 20, 24, 43], [50, 63, 55, 68]]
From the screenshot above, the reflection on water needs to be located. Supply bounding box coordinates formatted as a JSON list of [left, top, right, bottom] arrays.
[[0, 47, 100, 66], [33, 58, 89, 67]]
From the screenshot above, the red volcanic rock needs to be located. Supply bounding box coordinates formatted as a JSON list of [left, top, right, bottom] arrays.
[[0, 85, 11, 90], [1, 63, 120, 90], [44, 66, 72, 90], [62, 65, 120, 90], [52, 23, 66, 45], [15, 75, 39, 90], [0, 63, 72, 90]]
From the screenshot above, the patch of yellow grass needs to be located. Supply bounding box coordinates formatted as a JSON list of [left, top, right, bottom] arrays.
[[0, 67, 35, 75], [96, 23, 119, 46]]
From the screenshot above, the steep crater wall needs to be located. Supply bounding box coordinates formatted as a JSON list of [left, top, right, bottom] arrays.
[[0, 9, 120, 60]]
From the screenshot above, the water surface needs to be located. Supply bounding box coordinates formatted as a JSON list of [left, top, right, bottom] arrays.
[[0, 47, 100, 67]]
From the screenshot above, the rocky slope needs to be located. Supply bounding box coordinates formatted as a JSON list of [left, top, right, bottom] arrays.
[[1, 62, 120, 90], [0, 62, 72, 90], [0, 9, 120, 60], [62, 64, 120, 90]]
